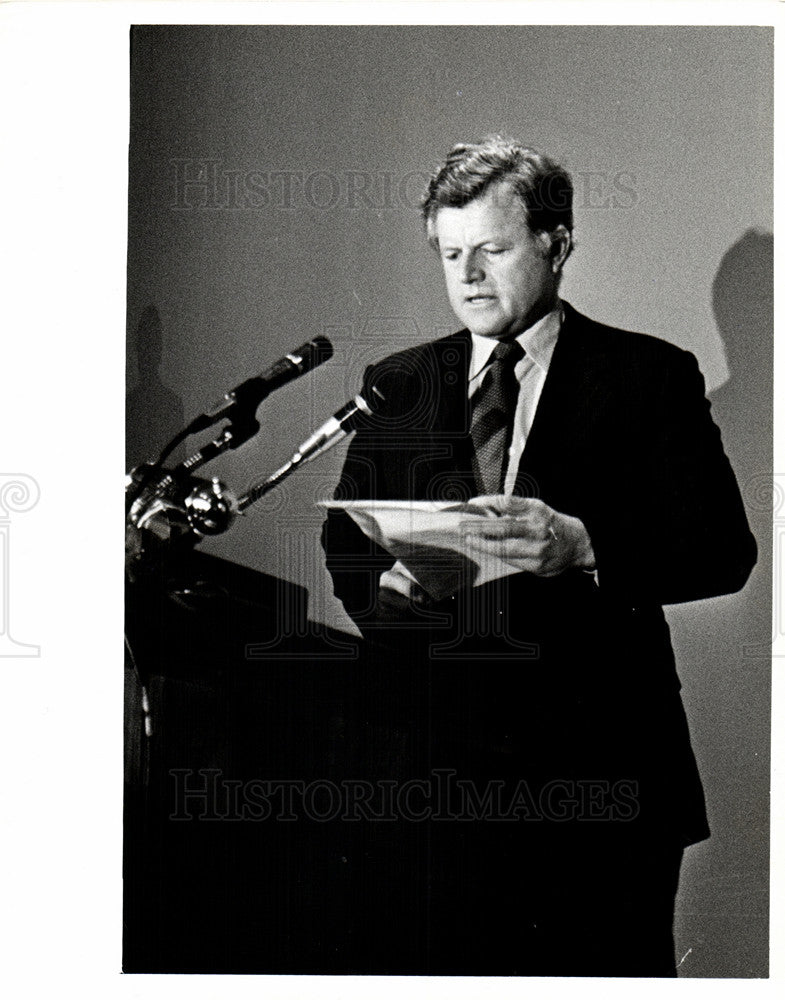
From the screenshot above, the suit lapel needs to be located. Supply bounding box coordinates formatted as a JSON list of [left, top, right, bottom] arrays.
[[407, 329, 475, 499], [430, 328, 473, 435], [514, 303, 608, 505]]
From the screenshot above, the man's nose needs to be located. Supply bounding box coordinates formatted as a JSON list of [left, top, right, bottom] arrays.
[[459, 251, 484, 284]]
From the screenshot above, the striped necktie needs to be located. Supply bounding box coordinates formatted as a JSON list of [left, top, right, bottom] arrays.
[[470, 339, 524, 495]]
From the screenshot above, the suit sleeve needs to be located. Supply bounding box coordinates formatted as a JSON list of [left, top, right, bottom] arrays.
[[580, 348, 757, 606]]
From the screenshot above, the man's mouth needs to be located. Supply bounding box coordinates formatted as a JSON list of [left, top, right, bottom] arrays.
[[465, 294, 495, 303]]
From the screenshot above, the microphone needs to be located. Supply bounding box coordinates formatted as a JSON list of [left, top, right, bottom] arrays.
[[188, 335, 334, 433], [235, 384, 386, 512]]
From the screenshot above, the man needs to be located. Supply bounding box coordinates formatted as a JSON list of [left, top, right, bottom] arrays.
[[321, 138, 756, 976]]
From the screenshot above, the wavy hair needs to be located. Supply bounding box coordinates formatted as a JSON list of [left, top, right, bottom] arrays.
[[422, 136, 573, 249]]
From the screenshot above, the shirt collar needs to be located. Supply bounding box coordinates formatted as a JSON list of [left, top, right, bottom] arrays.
[[468, 302, 563, 382]]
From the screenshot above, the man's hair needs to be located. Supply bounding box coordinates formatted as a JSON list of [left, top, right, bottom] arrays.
[[421, 136, 574, 248]]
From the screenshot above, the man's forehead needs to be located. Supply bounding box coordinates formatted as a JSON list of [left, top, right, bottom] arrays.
[[434, 183, 528, 240]]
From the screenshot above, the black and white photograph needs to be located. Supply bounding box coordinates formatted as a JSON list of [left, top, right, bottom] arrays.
[[122, 20, 772, 978], [0, 2, 779, 994]]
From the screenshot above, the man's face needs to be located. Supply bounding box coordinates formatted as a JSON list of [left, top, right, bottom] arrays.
[[433, 181, 561, 339]]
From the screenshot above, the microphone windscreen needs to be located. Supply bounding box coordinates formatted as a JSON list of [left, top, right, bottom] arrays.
[[296, 335, 333, 373]]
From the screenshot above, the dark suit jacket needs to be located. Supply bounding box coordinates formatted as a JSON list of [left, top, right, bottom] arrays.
[[321, 301, 757, 847]]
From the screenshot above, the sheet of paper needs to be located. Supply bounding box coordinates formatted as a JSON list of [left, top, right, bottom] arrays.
[[320, 499, 522, 601]]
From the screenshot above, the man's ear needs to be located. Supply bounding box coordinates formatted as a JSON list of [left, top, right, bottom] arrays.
[[548, 225, 572, 273]]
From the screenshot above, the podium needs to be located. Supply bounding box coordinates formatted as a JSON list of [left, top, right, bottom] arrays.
[[124, 550, 526, 974], [124, 550, 374, 973]]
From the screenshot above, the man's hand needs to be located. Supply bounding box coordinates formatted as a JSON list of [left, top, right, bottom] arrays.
[[462, 495, 596, 578]]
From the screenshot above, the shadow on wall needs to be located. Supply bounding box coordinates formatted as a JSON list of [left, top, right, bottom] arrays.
[[707, 227, 773, 656], [126, 305, 186, 470], [709, 228, 773, 493], [672, 229, 772, 978]]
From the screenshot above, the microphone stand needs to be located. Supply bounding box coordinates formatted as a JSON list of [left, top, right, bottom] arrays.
[[235, 450, 307, 512], [124, 412, 259, 749], [235, 390, 379, 514], [125, 353, 341, 752], [127, 413, 257, 531]]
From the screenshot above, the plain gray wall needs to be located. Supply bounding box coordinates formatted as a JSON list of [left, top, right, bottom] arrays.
[[126, 25, 772, 977]]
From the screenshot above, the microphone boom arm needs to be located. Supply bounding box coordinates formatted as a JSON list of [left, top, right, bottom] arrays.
[[235, 392, 375, 513], [127, 383, 384, 546]]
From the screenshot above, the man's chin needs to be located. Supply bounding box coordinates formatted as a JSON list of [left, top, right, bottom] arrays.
[[465, 324, 508, 339], [457, 313, 505, 339]]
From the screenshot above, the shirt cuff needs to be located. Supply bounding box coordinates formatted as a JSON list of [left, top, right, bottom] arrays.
[[379, 560, 421, 598]]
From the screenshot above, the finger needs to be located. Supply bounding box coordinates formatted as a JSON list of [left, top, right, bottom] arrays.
[[470, 494, 537, 513], [465, 494, 508, 515], [464, 533, 540, 558], [462, 516, 547, 539]]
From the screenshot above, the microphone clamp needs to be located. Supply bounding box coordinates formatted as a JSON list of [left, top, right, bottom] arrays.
[[185, 478, 238, 536]]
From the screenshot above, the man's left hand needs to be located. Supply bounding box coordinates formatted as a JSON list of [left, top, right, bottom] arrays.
[[462, 495, 596, 578]]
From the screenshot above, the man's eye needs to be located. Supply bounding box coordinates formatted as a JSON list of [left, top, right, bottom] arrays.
[[443, 252, 459, 262], [483, 247, 506, 255]]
